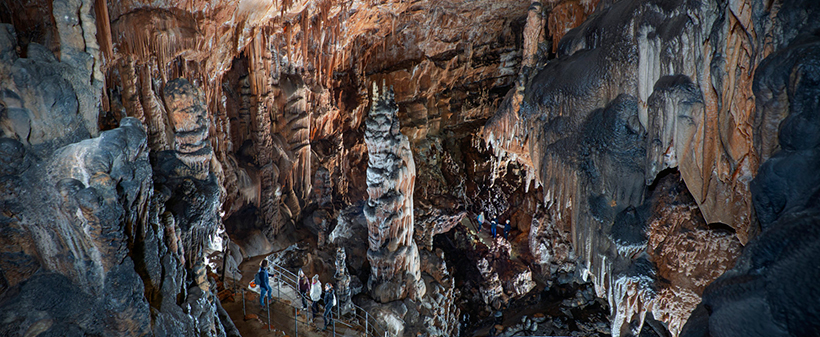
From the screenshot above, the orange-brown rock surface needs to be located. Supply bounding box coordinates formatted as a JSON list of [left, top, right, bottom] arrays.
[[164, 78, 214, 179], [3, 0, 820, 336], [485, 0, 820, 336]]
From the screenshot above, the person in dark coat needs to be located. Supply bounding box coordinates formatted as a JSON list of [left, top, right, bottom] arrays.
[[257, 260, 272, 309], [504, 219, 511, 239], [491, 218, 498, 238], [298, 269, 310, 309], [322, 283, 336, 331]]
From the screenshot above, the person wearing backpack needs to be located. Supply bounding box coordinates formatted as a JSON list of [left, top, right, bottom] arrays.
[[256, 259, 272, 309], [309, 275, 322, 321], [321, 282, 336, 331]]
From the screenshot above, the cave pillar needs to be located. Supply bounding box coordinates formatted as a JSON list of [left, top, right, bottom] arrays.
[[334, 247, 354, 315], [521, 0, 545, 70], [364, 83, 426, 303], [163, 78, 213, 180]]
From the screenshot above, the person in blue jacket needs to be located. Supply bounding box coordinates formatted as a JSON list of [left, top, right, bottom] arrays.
[[491, 218, 498, 238], [257, 259, 272, 309], [504, 219, 511, 239], [476, 212, 485, 233], [322, 283, 336, 331]]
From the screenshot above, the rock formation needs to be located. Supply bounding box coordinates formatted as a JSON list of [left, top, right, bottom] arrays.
[[680, 18, 820, 336], [3, 0, 820, 336], [334, 247, 354, 315], [1, 13, 227, 335], [363, 83, 425, 303], [164, 78, 213, 180], [485, 0, 820, 336]]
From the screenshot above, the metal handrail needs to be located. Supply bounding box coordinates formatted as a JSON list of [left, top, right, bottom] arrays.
[[264, 260, 391, 337]]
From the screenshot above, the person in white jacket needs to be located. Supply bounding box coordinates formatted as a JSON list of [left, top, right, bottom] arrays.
[[309, 275, 322, 320]]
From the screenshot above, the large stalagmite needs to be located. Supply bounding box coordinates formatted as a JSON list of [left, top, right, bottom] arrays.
[[164, 78, 213, 180], [363, 83, 426, 303]]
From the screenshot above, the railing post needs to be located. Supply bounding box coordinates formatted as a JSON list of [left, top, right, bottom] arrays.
[[266, 296, 271, 331], [241, 289, 245, 317], [365, 310, 368, 337], [333, 308, 336, 337], [295, 307, 298, 337]]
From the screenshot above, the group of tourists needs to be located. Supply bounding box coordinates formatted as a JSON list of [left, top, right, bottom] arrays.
[[255, 260, 337, 331], [476, 212, 512, 240], [299, 269, 337, 331]]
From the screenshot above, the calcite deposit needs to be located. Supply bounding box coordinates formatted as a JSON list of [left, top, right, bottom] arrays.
[[164, 78, 213, 180], [363, 84, 425, 303], [3, 0, 820, 336], [334, 247, 354, 315], [485, 0, 820, 336]]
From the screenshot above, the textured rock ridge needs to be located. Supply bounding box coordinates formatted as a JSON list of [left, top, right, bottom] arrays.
[[164, 78, 214, 180], [680, 18, 820, 336], [483, 0, 815, 335], [364, 83, 426, 303], [1, 17, 229, 334]]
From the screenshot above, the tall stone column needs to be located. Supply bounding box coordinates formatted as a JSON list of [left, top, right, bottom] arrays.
[[163, 78, 213, 180], [334, 247, 353, 315], [161, 78, 221, 284], [364, 83, 425, 302]]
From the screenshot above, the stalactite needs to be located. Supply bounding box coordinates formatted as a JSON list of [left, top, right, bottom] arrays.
[[286, 22, 292, 67], [111, 8, 199, 70], [119, 57, 145, 122], [139, 63, 170, 151], [301, 9, 309, 67], [94, 0, 114, 65]]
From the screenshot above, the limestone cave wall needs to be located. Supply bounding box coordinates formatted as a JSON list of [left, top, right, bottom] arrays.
[[1, 0, 819, 336], [486, 0, 820, 336]]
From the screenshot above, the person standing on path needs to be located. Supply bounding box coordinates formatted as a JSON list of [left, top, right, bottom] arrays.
[[256, 259, 272, 309], [310, 275, 322, 320], [322, 283, 336, 331], [298, 269, 310, 309], [491, 218, 498, 238], [477, 212, 485, 233], [504, 219, 511, 239]]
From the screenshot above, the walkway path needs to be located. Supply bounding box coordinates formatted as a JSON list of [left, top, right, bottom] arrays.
[[222, 254, 385, 337]]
